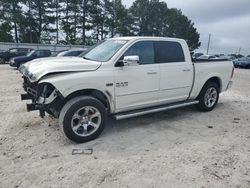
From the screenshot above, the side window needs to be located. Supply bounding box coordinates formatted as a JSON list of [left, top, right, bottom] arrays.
[[19, 48, 27, 53], [123, 41, 155, 64], [35, 50, 45, 57], [154, 41, 185, 63], [46, 50, 51, 56], [66, 51, 79, 56], [35, 50, 42, 57]]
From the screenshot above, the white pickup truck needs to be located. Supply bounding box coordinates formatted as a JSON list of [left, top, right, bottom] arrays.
[[19, 37, 234, 142]]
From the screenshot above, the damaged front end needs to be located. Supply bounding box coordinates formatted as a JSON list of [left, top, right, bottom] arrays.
[[20, 67, 63, 118]]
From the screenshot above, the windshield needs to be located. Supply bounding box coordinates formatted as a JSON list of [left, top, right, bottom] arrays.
[[80, 40, 128, 62], [27, 50, 35, 56]]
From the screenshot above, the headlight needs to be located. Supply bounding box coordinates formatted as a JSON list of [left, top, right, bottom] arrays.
[[27, 71, 36, 80], [18, 64, 26, 73], [27, 71, 33, 78]]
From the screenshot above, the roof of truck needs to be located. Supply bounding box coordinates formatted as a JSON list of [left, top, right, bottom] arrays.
[[110, 36, 185, 42]]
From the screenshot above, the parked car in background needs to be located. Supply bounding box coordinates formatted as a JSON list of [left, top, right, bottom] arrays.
[[51, 50, 67, 57], [10, 49, 51, 68], [0, 48, 33, 64], [233, 57, 250, 68], [197, 54, 218, 60], [230, 54, 244, 59], [56, 48, 87, 57], [192, 52, 203, 59], [219, 55, 236, 61], [19, 36, 234, 143]]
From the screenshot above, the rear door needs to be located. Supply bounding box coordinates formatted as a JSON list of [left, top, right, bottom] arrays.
[[114, 41, 160, 112], [155, 41, 193, 104]]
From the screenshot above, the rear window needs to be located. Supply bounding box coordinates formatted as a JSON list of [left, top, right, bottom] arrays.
[[154, 41, 185, 63]]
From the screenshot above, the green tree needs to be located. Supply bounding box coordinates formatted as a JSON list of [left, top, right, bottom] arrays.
[[130, 0, 151, 35], [130, 0, 200, 50], [103, 0, 133, 37], [0, 0, 23, 43], [0, 22, 14, 42], [166, 8, 200, 50], [61, 0, 82, 44], [23, 0, 57, 43]]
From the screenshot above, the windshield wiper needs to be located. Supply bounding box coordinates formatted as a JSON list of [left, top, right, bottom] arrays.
[[83, 56, 92, 60]]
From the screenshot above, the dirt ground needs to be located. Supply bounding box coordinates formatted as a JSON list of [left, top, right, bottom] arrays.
[[0, 64, 249, 188]]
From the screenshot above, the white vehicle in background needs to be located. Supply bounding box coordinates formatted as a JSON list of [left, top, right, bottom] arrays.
[[19, 37, 234, 143], [197, 54, 219, 60], [192, 52, 203, 59], [56, 48, 87, 57]]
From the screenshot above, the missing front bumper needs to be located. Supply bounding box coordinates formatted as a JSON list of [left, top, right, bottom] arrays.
[[21, 93, 33, 100], [26, 103, 38, 111], [26, 103, 45, 118]]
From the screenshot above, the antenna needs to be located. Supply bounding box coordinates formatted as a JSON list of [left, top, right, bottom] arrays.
[[206, 33, 211, 55]]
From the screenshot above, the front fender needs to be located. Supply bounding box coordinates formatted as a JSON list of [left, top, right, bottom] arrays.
[[39, 71, 115, 113]]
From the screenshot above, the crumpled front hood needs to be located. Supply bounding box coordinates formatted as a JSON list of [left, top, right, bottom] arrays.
[[20, 57, 101, 82]]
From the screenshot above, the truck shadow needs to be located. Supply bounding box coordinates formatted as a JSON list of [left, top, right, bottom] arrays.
[[103, 102, 226, 137], [104, 106, 198, 134]]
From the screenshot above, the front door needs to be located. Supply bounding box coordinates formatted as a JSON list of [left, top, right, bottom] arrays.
[[114, 41, 159, 112]]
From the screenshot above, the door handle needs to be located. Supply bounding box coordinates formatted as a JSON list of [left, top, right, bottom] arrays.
[[147, 71, 157, 75], [183, 68, 191, 72]]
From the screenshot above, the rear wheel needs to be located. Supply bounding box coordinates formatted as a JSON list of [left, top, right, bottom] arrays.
[[196, 82, 219, 112], [59, 96, 106, 143]]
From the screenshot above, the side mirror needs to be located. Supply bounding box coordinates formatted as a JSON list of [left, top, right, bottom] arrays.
[[123, 55, 139, 65]]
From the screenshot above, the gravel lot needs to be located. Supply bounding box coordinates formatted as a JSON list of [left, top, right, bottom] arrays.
[[0, 64, 249, 188]]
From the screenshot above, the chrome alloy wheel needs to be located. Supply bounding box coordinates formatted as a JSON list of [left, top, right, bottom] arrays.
[[204, 87, 218, 108], [71, 106, 101, 137]]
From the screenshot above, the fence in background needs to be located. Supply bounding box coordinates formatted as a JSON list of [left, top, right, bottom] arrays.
[[0, 42, 89, 54]]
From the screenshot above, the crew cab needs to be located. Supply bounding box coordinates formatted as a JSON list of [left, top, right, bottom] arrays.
[[19, 37, 234, 143]]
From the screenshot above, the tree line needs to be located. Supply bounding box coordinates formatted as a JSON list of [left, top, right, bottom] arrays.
[[0, 0, 201, 50]]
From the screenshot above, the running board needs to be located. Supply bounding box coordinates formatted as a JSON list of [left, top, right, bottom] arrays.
[[114, 100, 199, 120]]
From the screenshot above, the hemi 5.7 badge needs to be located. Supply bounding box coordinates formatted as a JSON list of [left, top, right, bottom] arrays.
[[116, 82, 128, 87]]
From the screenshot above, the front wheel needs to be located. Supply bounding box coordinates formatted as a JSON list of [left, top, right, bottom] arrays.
[[59, 96, 107, 143], [196, 82, 219, 112]]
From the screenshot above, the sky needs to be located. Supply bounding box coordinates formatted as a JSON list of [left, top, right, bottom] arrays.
[[122, 0, 250, 55]]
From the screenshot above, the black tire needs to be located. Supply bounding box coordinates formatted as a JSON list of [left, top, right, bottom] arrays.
[[59, 96, 107, 143], [195, 82, 219, 112], [17, 63, 21, 69]]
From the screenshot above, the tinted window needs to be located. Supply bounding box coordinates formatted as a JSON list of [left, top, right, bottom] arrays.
[[45, 50, 51, 56], [154, 41, 185, 63], [34, 50, 43, 57], [123, 41, 154, 64], [18, 48, 28, 53], [66, 51, 83, 56], [34, 50, 50, 57], [65, 51, 76, 56]]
